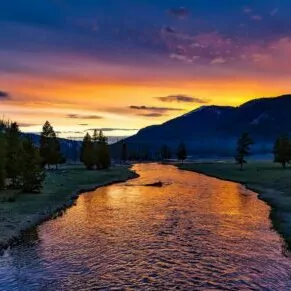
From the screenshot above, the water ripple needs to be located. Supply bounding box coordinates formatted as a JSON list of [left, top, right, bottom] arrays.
[[0, 163, 291, 290]]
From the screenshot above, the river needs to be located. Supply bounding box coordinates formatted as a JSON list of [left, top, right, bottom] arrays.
[[0, 163, 291, 290]]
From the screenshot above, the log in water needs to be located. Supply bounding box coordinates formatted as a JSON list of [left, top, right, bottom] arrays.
[[0, 163, 290, 290]]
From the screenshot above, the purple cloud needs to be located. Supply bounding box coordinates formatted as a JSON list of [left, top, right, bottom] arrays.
[[67, 114, 103, 120], [129, 105, 183, 117], [167, 7, 189, 18], [156, 95, 208, 104], [251, 15, 263, 21], [243, 7, 252, 14], [129, 105, 182, 112], [0, 90, 9, 99], [270, 8, 278, 16]]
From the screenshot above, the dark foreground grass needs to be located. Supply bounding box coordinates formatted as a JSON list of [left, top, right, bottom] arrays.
[[178, 162, 291, 250], [0, 165, 137, 250]]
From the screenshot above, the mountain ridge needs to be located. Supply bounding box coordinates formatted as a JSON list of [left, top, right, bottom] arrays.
[[111, 94, 291, 158]]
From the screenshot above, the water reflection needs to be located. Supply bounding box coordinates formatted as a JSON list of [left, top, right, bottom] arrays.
[[0, 163, 290, 290]]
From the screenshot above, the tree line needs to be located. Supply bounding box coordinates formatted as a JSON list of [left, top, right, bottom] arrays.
[[235, 132, 291, 170], [119, 133, 291, 170], [120, 141, 187, 163], [0, 119, 112, 194], [0, 120, 67, 193], [0, 121, 45, 193], [80, 129, 111, 170]]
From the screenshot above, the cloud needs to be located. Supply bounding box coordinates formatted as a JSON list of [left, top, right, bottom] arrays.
[[129, 105, 182, 112], [243, 7, 252, 14], [85, 128, 138, 132], [270, 8, 278, 16], [129, 105, 183, 118], [210, 57, 227, 65], [18, 122, 39, 127], [167, 7, 189, 18], [156, 95, 208, 104], [163, 31, 234, 65], [162, 26, 176, 34], [137, 113, 164, 117], [55, 131, 84, 135], [66, 114, 103, 120], [169, 53, 199, 63], [0, 90, 9, 99], [251, 15, 263, 21]]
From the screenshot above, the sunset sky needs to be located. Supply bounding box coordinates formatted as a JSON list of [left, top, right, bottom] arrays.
[[1, 0, 291, 140]]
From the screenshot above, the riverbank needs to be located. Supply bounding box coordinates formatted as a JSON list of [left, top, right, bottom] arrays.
[[0, 165, 138, 251], [177, 162, 291, 250]]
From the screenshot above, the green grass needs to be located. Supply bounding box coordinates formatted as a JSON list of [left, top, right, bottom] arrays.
[[178, 161, 291, 250], [0, 165, 137, 248]]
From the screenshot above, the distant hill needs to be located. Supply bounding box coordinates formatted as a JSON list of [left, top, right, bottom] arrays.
[[23, 133, 81, 162], [111, 94, 291, 158]]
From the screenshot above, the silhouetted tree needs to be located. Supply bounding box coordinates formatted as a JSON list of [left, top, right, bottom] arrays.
[[176, 142, 187, 164], [95, 130, 110, 169], [161, 144, 171, 160], [128, 150, 137, 161], [80, 133, 94, 170], [140, 147, 150, 161], [20, 138, 45, 193], [81, 130, 110, 170], [273, 135, 291, 169], [5, 122, 22, 188], [121, 141, 128, 163], [92, 129, 100, 168], [40, 121, 62, 169], [235, 132, 253, 170]]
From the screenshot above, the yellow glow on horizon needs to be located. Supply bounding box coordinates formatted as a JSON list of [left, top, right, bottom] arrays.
[[1, 70, 290, 138]]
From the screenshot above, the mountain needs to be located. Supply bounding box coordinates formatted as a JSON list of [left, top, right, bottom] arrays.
[[111, 94, 291, 158], [23, 133, 81, 162]]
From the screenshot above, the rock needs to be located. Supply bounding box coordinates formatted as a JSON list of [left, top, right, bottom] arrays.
[[144, 181, 163, 187]]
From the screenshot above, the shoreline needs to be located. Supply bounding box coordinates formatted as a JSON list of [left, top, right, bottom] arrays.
[[176, 163, 291, 251], [0, 166, 139, 253]]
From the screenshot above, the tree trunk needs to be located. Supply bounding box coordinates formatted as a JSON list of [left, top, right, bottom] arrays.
[[282, 161, 286, 169]]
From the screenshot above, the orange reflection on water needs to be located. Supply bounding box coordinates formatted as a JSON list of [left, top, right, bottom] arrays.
[[32, 163, 290, 290]]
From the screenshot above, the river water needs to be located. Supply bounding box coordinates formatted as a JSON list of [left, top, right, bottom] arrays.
[[0, 163, 291, 290]]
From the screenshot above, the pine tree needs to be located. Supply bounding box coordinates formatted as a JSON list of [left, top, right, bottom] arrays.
[[96, 130, 110, 169], [99, 140, 111, 169], [176, 142, 187, 164], [91, 130, 111, 169], [235, 132, 253, 170], [273, 135, 291, 169], [0, 132, 6, 190], [141, 147, 150, 161], [121, 141, 128, 163], [40, 121, 62, 169], [20, 138, 45, 193], [161, 144, 171, 160], [80, 133, 94, 170], [5, 122, 22, 188], [92, 129, 100, 168]]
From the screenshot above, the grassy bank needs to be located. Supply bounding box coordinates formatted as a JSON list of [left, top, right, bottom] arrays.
[[0, 165, 137, 250], [178, 162, 291, 250]]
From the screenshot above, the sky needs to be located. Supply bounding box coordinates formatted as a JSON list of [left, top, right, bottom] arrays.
[[1, 0, 291, 140]]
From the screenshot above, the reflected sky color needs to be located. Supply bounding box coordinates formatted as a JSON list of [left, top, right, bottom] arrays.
[[1, 1, 291, 138], [0, 164, 290, 290]]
